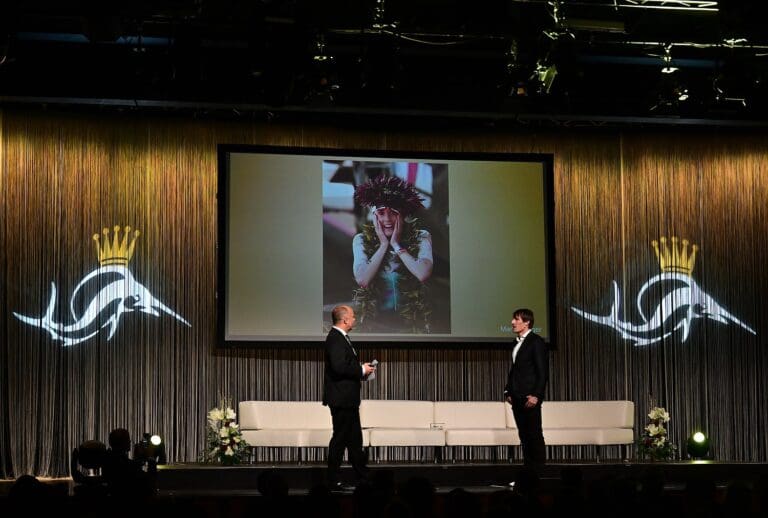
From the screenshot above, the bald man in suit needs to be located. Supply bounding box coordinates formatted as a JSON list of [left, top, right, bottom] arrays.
[[323, 305, 375, 490]]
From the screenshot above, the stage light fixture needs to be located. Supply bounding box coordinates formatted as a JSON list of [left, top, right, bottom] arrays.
[[650, 75, 690, 113], [74, 440, 107, 477], [532, 61, 558, 94], [133, 432, 167, 466], [504, 41, 529, 97], [312, 34, 334, 64], [660, 44, 678, 74], [713, 75, 748, 109], [686, 431, 710, 459]]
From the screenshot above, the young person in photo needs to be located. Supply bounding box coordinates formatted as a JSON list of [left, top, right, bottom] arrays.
[[352, 175, 433, 333]]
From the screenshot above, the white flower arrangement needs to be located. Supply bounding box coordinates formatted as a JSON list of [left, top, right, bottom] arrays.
[[204, 397, 249, 465], [648, 407, 670, 422], [637, 405, 677, 461]]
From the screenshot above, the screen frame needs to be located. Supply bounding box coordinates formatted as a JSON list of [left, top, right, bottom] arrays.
[[217, 144, 556, 349]]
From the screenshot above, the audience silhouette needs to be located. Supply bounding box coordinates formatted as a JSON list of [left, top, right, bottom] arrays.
[[7, 447, 768, 517]]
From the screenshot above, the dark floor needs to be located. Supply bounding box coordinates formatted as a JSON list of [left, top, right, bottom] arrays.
[[3, 460, 768, 517], [155, 459, 768, 495]]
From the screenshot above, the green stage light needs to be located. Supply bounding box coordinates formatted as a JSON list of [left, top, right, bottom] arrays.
[[686, 431, 710, 459]]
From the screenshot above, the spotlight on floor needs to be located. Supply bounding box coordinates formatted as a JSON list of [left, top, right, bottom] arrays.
[[686, 431, 710, 460], [133, 432, 167, 466], [73, 440, 107, 478]]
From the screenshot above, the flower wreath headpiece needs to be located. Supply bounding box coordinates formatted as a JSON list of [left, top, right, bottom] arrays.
[[354, 175, 424, 216]]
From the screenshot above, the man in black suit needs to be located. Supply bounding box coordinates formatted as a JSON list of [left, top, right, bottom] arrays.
[[504, 308, 549, 468], [323, 305, 375, 490]]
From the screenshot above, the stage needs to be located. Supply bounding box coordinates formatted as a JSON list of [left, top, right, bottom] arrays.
[[156, 459, 768, 496], [3, 459, 768, 517]]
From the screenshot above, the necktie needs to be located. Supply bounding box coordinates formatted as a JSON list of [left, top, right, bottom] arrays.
[[344, 334, 356, 355]]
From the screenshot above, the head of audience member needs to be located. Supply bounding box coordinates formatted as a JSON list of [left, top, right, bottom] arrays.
[[8, 475, 49, 500], [108, 428, 132, 455], [399, 476, 435, 517]]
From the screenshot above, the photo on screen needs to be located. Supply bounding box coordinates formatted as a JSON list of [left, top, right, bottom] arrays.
[[322, 160, 450, 335], [218, 145, 554, 346]]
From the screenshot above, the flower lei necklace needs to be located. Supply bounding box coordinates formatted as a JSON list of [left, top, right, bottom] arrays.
[[353, 219, 431, 333]]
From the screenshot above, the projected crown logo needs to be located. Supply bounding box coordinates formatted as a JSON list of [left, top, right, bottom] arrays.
[[14, 223, 190, 346], [651, 236, 698, 276], [572, 233, 756, 347], [93, 225, 141, 266]]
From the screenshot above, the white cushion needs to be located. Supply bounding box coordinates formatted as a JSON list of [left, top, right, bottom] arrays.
[[360, 400, 435, 429], [242, 429, 332, 447], [543, 429, 601, 445], [434, 402, 507, 429], [444, 429, 520, 446], [368, 429, 445, 447], [542, 401, 634, 429], [597, 428, 634, 445], [504, 404, 518, 429], [242, 428, 370, 447], [239, 401, 332, 430]]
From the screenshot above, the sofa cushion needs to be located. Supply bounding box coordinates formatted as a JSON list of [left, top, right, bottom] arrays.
[[597, 428, 634, 445], [242, 429, 332, 447], [242, 428, 371, 447], [504, 404, 518, 429], [444, 429, 520, 446], [368, 429, 445, 447], [434, 402, 507, 429], [542, 401, 634, 429], [542, 428, 630, 446], [239, 401, 332, 430], [360, 400, 435, 429]]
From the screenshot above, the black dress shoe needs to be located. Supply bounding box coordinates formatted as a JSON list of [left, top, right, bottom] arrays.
[[330, 482, 355, 493]]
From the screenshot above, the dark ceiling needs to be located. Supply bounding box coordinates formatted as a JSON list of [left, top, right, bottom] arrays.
[[2, 1, 768, 126]]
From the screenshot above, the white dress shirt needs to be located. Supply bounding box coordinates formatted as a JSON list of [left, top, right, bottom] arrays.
[[512, 330, 531, 363]]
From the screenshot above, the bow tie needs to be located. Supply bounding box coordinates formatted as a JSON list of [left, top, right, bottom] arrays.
[[516, 336, 524, 343]]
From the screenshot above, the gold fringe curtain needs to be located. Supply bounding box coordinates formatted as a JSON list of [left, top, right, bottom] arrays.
[[1, 111, 767, 477]]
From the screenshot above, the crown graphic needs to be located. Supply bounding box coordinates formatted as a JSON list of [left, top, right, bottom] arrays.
[[651, 236, 698, 276], [92, 225, 141, 266]]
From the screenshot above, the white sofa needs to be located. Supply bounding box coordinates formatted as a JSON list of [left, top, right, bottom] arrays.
[[238, 400, 634, 459], [239, 400, 370, 448]]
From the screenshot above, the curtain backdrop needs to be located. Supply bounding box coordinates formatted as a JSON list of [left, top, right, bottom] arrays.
[[1, 110, 766, 477]]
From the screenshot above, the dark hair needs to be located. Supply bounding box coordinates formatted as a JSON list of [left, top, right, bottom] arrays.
[[513, 308, 534, 328], [108, 428, 131, 453]]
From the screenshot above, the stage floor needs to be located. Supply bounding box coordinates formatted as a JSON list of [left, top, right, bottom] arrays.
[[3, 459, 766, 499], [156, 459, 768, 496]]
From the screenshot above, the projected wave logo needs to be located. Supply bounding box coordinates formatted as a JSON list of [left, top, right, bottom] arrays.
[[572, 236, 756, 346], [14, 226, 190, 346]]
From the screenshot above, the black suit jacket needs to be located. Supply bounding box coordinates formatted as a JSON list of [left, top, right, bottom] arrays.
[[504, 332, 549, 400], [323, 328, 364, 408]]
